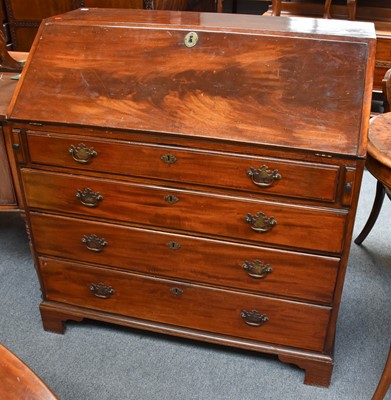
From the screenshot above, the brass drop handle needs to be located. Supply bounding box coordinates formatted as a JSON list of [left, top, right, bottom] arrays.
[[243, 260, 273, 279], [82, 234, 108, 252], [247, 165, 281, 188], [245, 212, 277, 233], [69, 143, 97, 164], [90, 282, 115, 299], [76, 188, 103, 207], [240, 310, 269, 327]]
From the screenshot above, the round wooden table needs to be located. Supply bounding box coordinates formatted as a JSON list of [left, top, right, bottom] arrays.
[[0, 343, 58, 400], [354, 111, 391, 400], [355, 112, 391, 245]]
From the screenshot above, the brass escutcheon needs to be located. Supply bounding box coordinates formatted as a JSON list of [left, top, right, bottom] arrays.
[[170, 287, 184, 296], [161, 154, 177, 164], [166, 241, 181, 250], [184, 32, 198, 48], [164, 194, 179, 205]]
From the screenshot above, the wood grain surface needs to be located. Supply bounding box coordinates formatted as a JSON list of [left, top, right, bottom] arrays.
[[8, 9, 376, 156]]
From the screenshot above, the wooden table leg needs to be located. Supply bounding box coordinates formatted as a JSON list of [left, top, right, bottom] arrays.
[[372, 344, 391, 400], [354, 180, 386, 245], [217, 0, 223, 13], [271, 0, 282, 16], [0, 30, 23, 72], [323, 0, 332, 18], [347, 0, 357, 20]]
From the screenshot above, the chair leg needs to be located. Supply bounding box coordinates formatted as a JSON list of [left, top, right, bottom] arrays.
[[323, 0, 332, 18], [271, 0, 282, 16], [347, 0, 357, 20], [355, 180, 386, 245], [372, 344, 391, 400]]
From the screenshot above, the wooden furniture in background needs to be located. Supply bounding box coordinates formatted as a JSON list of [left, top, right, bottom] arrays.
[[355, 69, 390, 400], [354, 113, 391, 245], [0, 30, 25, 210], [5, 9, 375, 387], [0, 76, 19, 210], [267, 0, 391, 93], [355, 70, 391, 245], [0, 343, 58, 400], [372, 345, 391, 400], [272, 0, 357, 19], [0, 29, 21, 70], [0, 0, 215, 51], [0, 0, 6, 45]]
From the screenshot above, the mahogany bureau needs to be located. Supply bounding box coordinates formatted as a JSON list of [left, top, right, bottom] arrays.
[[4, 8, 376, 387]]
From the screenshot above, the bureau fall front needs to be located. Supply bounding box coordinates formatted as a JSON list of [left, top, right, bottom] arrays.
[[4, 8, 376, 387]]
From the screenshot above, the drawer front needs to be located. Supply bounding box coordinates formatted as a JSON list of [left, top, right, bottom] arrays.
[[23, 169, 347, 253], [30, 212, 339, 303], [40, 257, 331, 352], [26, 132, 340, 202]]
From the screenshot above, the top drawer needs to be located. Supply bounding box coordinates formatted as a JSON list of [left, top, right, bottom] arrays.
[[26, 131, 340, 203]]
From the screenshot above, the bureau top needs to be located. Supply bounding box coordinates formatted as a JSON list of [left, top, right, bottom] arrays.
[[8, 9, 376, 156], [31, 8, 376, 39]]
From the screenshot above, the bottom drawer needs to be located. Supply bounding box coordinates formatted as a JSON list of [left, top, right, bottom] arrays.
[[40, 257, 331, 352]]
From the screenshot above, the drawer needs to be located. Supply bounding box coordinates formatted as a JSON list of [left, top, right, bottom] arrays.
[[40, 257, 331, 352], [30, 212, 339, 303], [26, 131, 340, 202], [23, 169, 347, 253]]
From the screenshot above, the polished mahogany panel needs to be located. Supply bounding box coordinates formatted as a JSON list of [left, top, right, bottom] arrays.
[[22, 169, 347, 253], [30, 212, 339, 303], [5, 9, 375, 388], [26, 130, 340, 202], [9, 9, 375, 156], [40, 256, 331, 352]]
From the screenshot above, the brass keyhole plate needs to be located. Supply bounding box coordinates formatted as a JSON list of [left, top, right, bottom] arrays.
[[184, 32, 198, 48]]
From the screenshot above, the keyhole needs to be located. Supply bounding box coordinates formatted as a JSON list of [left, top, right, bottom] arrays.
[[166, 241, 181, 250], [164, 194, 179, 204], [161, 153, 177, 164], [184, 32, 198, 48], [170, 287, 184, 296]]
